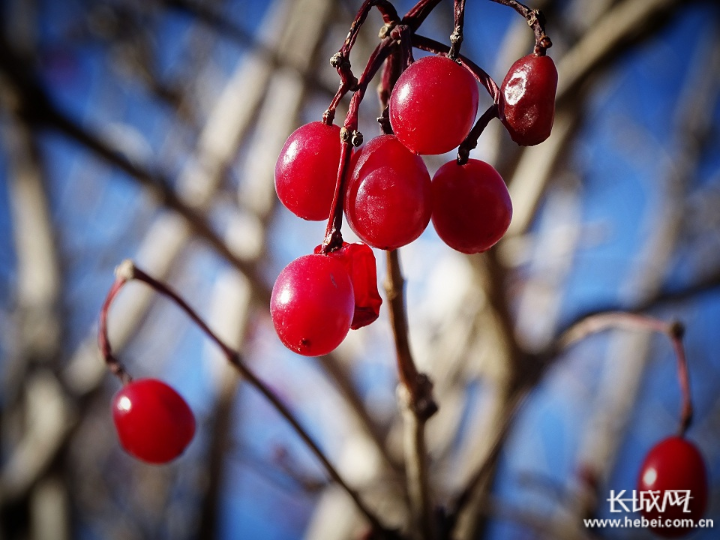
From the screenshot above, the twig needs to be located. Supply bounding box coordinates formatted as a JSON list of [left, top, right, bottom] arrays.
[[448, 0, 467, 60], [559, 312, 692, 435], [457, 104, 500, 165], [445, 390, 527, 534], [385, 251, 437, 540], [402, 0, 444, 32], [489, 0, 551, 54], [323, 35, 397, 252], [98, 261, 393, 535], [411, 34, 500, 102], [399, 386, 435, 540]]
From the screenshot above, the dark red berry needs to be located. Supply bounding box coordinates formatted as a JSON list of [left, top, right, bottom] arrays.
[[500, 54, 557, 146], [637, 436, 708, 538], [315, 242, 382, 329], [431, 159, 512, 253], [271, 254, 354, 356], [275, 122, 342, 220], [345, 135, 432, 250], [112, 379, 196, 464], [389, 55, 479, 155]]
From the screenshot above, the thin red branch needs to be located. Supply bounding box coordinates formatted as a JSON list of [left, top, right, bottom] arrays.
[[324, 0, 400, 125], [402, 0, 444, 32], [98, 261, 393, 534], [489, 0, 551, 55], [457, 103, 500, 165], [322, 36, 397, 252], [560, 312, 693, 435], [322, 134, 353, 252], [411, 34, 500, 102]]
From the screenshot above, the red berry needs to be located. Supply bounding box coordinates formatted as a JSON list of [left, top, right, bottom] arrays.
[[500, 54, 557, 146], [389, 55, 479, 155], [271, 254, 354, 356], [275, 122, 342, 220], [112, 379, 195, 464], [315, 242, 382, 329], [637, 436, 708, 537], [345, 135, 432, 250], [431, 159, 512, 253]]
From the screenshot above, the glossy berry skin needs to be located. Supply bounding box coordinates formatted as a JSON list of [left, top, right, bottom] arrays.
[[431, 159, 512, 254], [345, 135, 432, 250], [500, 54, 557, 146], [637, 436, 708, 538], [112, 379, 196, 464], [271, 254, 354, 356], [315, 242, 382, 329], [275, 122, 342, 221], [389, 55, 479, 155]]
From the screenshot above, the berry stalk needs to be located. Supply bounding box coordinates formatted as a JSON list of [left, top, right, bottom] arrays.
[[457, 103, 499, 165], [99, 261, 392, 534], [448, 0, 467, 60], [322, 35, 397, 252], [411, 34, 500, 102], [489, 0, 551, 55], [560, 312, 693, 436], [377, 34, 438, 540]]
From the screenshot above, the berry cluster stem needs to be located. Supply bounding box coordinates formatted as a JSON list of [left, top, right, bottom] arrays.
[[411, 34, 500, 102], [322, 134, 353, 253], [457, 104, 499, 165], [384, 251, 438, 420], [411, 34, 502, 164], [322, 36, 397, 253], [98, 261, 392, 534], [448, 0, 467, 60], [560, 312, 693, 436], [489, 0, 552, 55], [324, 0, 400, 125]]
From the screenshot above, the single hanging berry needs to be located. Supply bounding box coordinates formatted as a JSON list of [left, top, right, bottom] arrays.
[[112, 379, 196, 464], [637, 436, 708, 538], [389, 55, 479, 155], [344, 135, 432, 250], [275, 122, 343, 221], [500, 54, 557, 146], [431, 159, 512, 253], [315, 242, 382, 329], [271, 254, 355, 356]]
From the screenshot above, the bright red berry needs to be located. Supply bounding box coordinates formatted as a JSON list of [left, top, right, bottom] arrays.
[[389, 55, 479, 155], [271, 254, 354, 356], [112, 379, 196, 464], [500, 54, 557, 146], [275, 122, 342, 221], [431, 159, 512, 253], [637, 436, 708, 538], [315, 242, 382, 329], [345, 135, 432, 250]]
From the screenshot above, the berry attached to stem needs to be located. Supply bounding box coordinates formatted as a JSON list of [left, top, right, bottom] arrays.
[[637, 436, 708, 537], [389, 55, 479, 155], [275, 122, 343, 221], [271, 254, 355, 356], [112, 379, 196, 464], [500, 53, 557, 146], [345, 135, 432, 250], [315, 242, 382, 329]]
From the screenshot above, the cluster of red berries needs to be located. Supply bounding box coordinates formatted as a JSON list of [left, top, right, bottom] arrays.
[[101, 13, 709, 540], [272, 51, 557, 357]]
